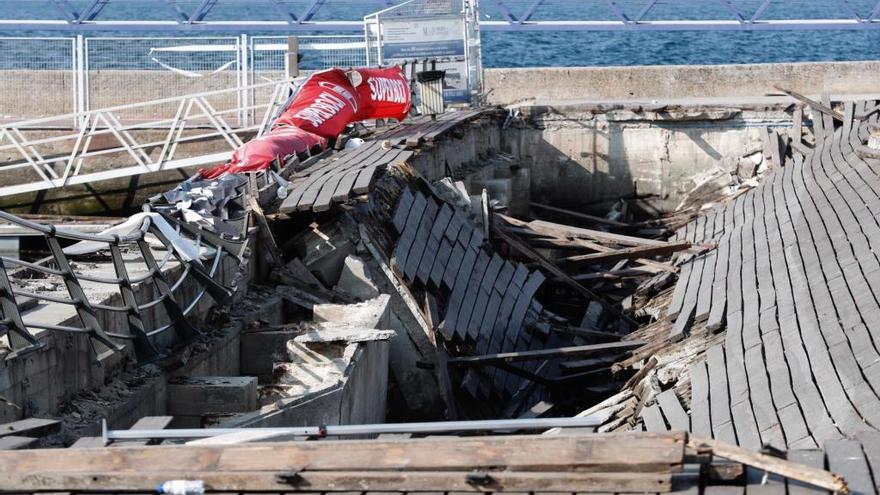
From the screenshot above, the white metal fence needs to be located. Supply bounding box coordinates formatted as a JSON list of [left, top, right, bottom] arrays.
[[0, 35, 367, 127], [0, 79, 298, 196]]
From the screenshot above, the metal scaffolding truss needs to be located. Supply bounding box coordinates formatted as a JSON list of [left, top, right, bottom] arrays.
[[11, 0, 880, 31]]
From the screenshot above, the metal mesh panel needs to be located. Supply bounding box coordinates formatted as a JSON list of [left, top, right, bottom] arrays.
[[0, 37, 76, 123], [249, 35, 367, 124], [251, 35, 367, 74], [86, 37, 242, 122], [383, 0, 463, 17]]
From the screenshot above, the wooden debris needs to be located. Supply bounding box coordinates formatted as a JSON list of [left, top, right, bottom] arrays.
[[773, 85, 845, 122], [492, 223, 639, 328], [531, 202, 631, 228], [553, 240, 691, 266], [689, 437, 850, 494], [0, 433, 687, 493], [447, 341, 645, 366], [0, 418, 60, 439]]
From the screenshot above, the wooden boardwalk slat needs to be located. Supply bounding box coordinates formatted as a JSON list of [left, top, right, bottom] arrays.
[[855, 431, 880, 493], [417, 203, 453, 284], [787, 449, 828, 495], [403, 198, 439, 282], [825, 439, 877, 495], [688, 361, 712, 438], [441, 225, 472, 289], [456, 250, 490, 342], [393, 193, 428, 275], [706, 345, 736, 444], [476, 261, 517, 355], [466, 254, 505, 340], [655, 390, 689, 431], [392, 188, 414, 233], [490, 263, 529, 355], [640, 404, 667, 432], [504, 271, 547, 348]]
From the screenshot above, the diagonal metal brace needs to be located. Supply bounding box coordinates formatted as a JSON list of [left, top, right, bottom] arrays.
[[46, 236, 124, 354], [109, 243, 163, 364], [137, 239, 199, 343], [148, 225, 233, 304], [0, 257, 44, 359]]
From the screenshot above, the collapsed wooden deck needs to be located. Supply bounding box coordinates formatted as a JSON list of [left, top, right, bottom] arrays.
[[632, 99, 880, 478], [280, 110, 489, 214]]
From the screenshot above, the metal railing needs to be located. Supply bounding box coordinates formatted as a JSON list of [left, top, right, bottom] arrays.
[[0, 35, 364, 124], [0, 200, 250, 363], [2, 0, 880, 31], [0, 79, 297, 197]]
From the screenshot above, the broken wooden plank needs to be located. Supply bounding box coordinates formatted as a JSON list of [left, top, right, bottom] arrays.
[[689, 437, 849, 494], [0, 435, 38, 450], [773, 85, 845, 122], [0, 418, 60, 439], [0, 432, 686, 473], [554, 240, 691, 266], [531, 202, 631, 228], [447, 341, 644, 366], [491, 223, 639, 328], [1, 470, 674, 493]]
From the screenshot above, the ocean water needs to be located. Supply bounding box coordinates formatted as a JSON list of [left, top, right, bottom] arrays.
[[2, 0, 880, 68]]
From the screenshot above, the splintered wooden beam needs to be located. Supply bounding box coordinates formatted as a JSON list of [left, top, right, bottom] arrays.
[[529, 219, 667, 247], [0, 433, 686, 480], [570, 267, 667, 281], [689, 437, 850, 494], [491, 223, 639, 328], [447, 341, 645, 366], [498, 215, 675, 273], [554, 240, 692, 266], [531, 202, 631, 228], [0, 470, 673, 493], [773, 85, 845, 122]]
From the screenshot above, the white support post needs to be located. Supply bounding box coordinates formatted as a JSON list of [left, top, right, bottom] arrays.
[[75, 35, 86, 129], [239, 33, 249, 127]]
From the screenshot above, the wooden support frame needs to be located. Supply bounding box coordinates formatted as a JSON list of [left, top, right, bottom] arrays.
[[491, 222, 640, 328]]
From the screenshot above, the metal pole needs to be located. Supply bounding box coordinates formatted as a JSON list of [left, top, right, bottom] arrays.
[[287, 36, 299, 78], [239, 33, 248, 127], [75, 35, 86, 129], [102, 417, 602, 443]]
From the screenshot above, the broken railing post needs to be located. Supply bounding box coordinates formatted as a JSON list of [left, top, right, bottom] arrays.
[[109, 242, 163, 363]]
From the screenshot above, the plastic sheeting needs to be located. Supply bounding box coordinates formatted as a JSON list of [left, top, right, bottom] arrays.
[[350, 66, 411, 122], [63, 212, 201, 263], [272, 68, 361, 139], [200, 126, 326, 180]]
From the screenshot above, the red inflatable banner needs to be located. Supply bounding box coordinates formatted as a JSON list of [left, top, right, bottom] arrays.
[[350, 66, 411, 122], [199, 126, 326, 179], [273, 68, 361, 139]]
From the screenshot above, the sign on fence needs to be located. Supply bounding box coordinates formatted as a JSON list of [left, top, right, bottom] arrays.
[[365, 0, 481, 105]]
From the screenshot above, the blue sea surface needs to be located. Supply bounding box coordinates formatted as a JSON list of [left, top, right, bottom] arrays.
[[2, 0, 880, 68]]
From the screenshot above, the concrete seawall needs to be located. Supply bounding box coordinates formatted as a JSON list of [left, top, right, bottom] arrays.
[[484, 60, 880, 105]]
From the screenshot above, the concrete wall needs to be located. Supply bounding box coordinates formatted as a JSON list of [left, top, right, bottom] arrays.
[[221, 341, 390, 429], [485, 60, 880, 106], [505, 104, 794, 213]]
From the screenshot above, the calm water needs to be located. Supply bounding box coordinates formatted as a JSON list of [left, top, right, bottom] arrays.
[[2, 0, 880, 67]]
